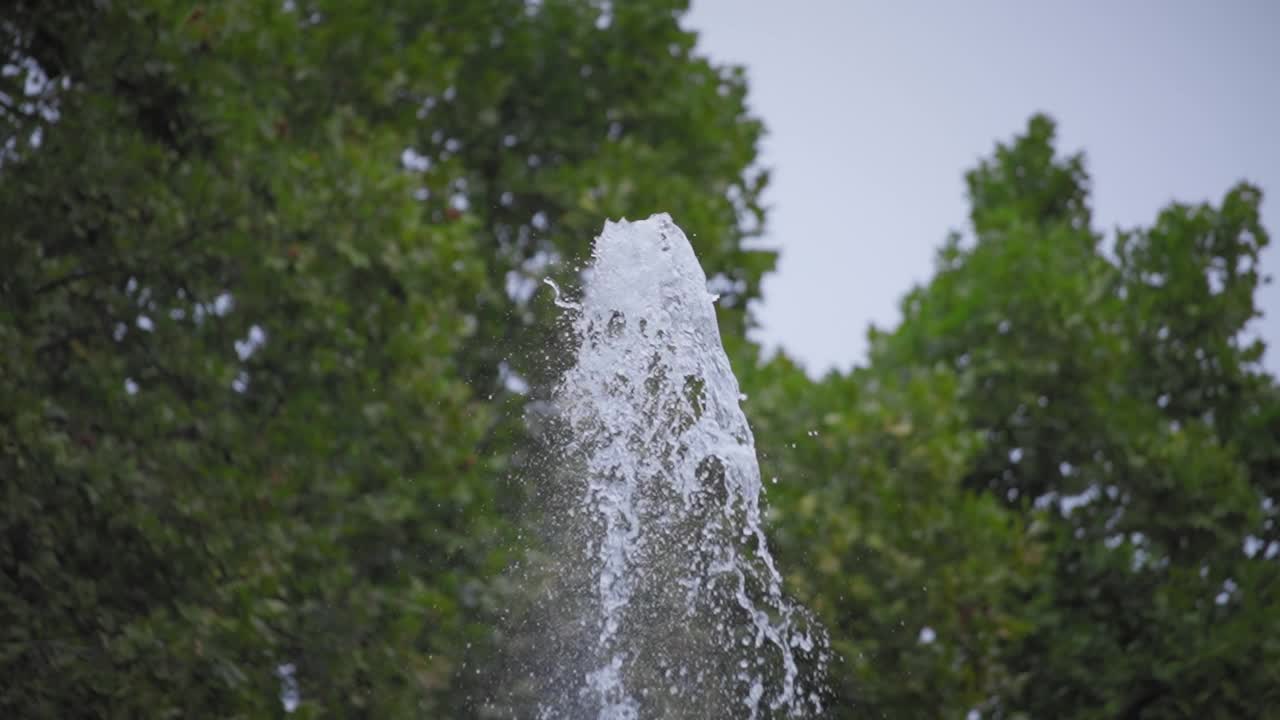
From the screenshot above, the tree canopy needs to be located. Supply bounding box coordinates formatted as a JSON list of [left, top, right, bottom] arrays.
[[747, 117, 1279, 718], [2, 1, 1276, 718]]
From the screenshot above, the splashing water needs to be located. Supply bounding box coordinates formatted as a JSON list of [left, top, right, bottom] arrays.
[[527, 214, 828, 719]]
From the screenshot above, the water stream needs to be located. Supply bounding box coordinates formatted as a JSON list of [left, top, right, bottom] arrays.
[[527, 214, 828, 719]]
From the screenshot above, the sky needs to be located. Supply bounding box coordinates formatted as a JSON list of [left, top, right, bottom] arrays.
[[683, 1, 1280, 375]]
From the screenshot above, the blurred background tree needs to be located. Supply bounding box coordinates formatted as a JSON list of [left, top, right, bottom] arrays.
[[749, 118, 1279, 718], [1, 0, 767, 716], [1, 1, 1275, 718]]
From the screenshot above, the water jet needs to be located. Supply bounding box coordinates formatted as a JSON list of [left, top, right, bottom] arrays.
[[515, 214, 828, 719]]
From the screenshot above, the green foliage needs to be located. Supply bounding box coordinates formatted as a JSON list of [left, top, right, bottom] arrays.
[[3, 1, 1276, 718], [744, 116, 1279, 718], [732, 340, 1040, 715], [2, 2, 496, 715], [1, 0, 768, 716]]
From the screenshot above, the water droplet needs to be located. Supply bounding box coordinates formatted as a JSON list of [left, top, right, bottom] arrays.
[[542, 277, 581, 310]]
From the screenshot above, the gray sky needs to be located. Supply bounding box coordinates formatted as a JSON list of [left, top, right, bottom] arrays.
[[684, 1, 1280, 375]]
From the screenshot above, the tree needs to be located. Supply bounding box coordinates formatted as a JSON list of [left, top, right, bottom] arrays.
[[0, 0, 772, 716], [745, 115, 1279, 718], [2, 1, 500, 715], [872, 116, 1279, 718]]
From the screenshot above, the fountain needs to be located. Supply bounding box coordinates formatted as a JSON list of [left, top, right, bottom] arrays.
[[510, 214, 828, 719]]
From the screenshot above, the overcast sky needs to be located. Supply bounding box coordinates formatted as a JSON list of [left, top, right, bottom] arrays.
[[684, 1, 1280, 375]]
